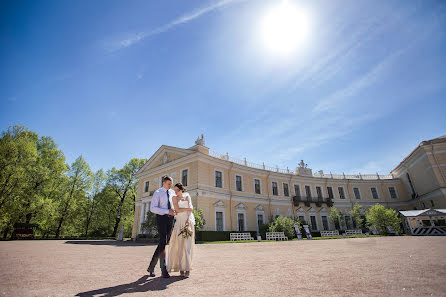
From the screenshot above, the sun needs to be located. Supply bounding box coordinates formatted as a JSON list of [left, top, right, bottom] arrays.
[[261, 1, 309, 55]]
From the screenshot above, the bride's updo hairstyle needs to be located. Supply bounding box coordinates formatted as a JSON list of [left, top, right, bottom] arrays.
[[174, 183, 186, 192]]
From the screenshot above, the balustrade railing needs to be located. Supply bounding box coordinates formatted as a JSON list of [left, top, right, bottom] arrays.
[[210, 151, 393, 180]]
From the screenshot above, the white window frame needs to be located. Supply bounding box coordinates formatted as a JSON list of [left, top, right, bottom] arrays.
[[253, 178, 262, 195], [388, 186, 398, 199], [353, 187, 361, 200], [321, 215, 330, 231], [214, 169, 224, 188], [235, 174, 244, 192], [282, 182, 290, 197], [326, 186, 334, 199], [236, 210, 247, 232], [256, 211, 265, 231], [315, 185, 323, 199], [181, 168, 189, 186], [293, 183, 302, 197], [309, 214, 318, 231], [304, 184, 312, 200], [370, 187, 380, 199], [144, 181, 150, 193], [214, 207, 226, 231], [338, 186, 346, 199], [271, 181, 280, 196]]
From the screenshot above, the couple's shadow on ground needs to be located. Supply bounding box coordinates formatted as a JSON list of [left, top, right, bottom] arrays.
[[76, 275, 184, 297]]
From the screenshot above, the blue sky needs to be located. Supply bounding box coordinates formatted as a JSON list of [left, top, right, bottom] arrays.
[[1, 0, 445, 175]]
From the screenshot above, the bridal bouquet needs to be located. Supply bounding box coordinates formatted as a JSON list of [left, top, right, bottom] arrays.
[[178, 223, 193, 239]]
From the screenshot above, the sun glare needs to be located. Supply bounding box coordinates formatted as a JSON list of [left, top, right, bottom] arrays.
[[261, 1, 309, 55]]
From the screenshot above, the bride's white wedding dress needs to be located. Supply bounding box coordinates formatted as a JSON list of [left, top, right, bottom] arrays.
[[167, 194, 195, 273]]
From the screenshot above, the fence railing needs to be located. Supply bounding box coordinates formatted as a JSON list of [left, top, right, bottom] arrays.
[[209, 151, 394, 180]]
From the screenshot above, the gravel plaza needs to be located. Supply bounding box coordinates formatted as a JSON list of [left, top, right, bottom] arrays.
[[1, 236, 445, 297]]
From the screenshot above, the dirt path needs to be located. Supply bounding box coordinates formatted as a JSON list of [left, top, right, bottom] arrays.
[[1, 236, 445, 297]]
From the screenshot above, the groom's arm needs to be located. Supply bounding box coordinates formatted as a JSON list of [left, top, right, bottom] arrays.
[[150, 191, 169, 215]]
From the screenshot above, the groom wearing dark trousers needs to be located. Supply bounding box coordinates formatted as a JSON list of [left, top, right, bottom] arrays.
[[147, 175, 175, 278]]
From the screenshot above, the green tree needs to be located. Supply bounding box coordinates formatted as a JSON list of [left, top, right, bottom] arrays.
[[55, 156, 93, 238], [0, 126, 67, 239], [107, 158, 146, 237], [349, 203, 365, 230], [329, 207, 343, 230], [366, 204, 402, 235], [193, 209, 205, 233], [83, 169, 106, 237], [268, 216, 295, 239]]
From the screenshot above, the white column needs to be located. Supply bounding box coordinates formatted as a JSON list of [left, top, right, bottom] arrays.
[[138, 202, 146, 234]]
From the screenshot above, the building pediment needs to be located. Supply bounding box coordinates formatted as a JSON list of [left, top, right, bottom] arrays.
[[213, 200, 225, 208], [256, 205, 265, 211], [235, 203, 247, 210], [296, 207, 305, 213], [136, 145, 194, 177], [320, 207, 328, 213]]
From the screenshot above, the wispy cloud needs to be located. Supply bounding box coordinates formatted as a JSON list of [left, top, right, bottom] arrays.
[[312, 47, 405, 114], [107, 0, 247, 52]]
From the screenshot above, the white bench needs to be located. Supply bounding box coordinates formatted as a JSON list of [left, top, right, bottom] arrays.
[[320, 230, 340, 237], [230, 233, 254, 241], [266, 232, 288, 240], [345, 229, 363, 235]]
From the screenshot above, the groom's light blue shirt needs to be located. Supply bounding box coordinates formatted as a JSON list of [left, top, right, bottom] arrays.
[[150, 187, 174, 215]]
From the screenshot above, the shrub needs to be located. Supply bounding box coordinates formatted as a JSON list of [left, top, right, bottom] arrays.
[[268, 216, 296, 239], [366, 204, 402, 235]]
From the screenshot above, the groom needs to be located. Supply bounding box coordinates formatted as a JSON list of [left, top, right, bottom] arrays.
[[147, 175, 175, 278]]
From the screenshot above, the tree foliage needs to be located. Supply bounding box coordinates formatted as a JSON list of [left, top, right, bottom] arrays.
[[349, 203, 366, 230], [268, 216, 296, 239], [366, 204, 402, 235], [0, 125, 145, 239], [329, 207, 343, 230]]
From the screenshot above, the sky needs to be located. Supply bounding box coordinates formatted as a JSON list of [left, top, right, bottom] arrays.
[[1, 0, 446, 175]]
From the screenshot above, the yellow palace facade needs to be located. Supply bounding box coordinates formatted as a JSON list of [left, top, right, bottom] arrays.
[[132, 135, 446, 238]]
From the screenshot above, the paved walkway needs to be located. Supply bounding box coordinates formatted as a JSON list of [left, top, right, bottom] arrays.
[[1, 236, 445, 296]]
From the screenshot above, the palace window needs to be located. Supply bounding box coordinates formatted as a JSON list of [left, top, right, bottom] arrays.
[[338, 187, 346, 199], [215, 171, 223, 188], [353, 187, 361, 199], [327, 187, 334, 199], [236, 175, 242, 191], [388, 187, 397, 199], [298, 216, 305, 223], [272, 182, 278, 196], [316, 186, 323, 200], [371, 187, 379, 199], [283, 183, 289, 197], [310, 216, 318, 230], [431, 200, 435, 207], [216, 212, 224, 231], [144, 181, 150, 193], [305, 185, 312, 199], [257, 214, 264, 231], [254, 179, 261, 194], [181, 169, 188, 186], [238, 213, 245, 231], [321, 216, 329, 231], [294, 184, 301, 198]]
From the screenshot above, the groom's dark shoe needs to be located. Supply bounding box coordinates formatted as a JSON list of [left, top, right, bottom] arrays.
[[147, 267, 155, 277], [161, 270, 170, 278]]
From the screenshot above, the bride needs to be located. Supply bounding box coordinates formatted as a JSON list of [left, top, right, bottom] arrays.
[[167, 183, 195, 277]]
